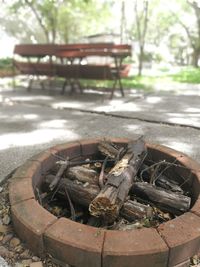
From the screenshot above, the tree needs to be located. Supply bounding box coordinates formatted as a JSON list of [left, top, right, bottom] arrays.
[[57, 0, 111, 43], [120, 0, 126, 44], [133, 0, 149, 76], [0, 1, 57, 43], [186, 1, 200, 67], [24, 0, 59, 43], [168, 0, 200, 67], [1, 0, 112, 44]]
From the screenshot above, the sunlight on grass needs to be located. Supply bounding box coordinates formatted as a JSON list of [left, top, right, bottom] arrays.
[[2, 66, 200, 91], [80, 76, 157, 91], [169, 67, 200, 84]]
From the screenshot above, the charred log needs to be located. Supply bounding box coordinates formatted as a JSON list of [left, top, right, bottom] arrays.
[[89, 137, 147, 223], [131, 182, 191, 215]]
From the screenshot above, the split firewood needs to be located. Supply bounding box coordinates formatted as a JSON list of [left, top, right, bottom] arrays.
[[120, 200, 153, 222], [98, 140, 124, 159], [155, 175, 184, 194], [131, 182, 191, 215], [89, 137, 147, 223], [140, 163, 184, 194], [65, 166, 99, 185], [43, 175, 153, 222]]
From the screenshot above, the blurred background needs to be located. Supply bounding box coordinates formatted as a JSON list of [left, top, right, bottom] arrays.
[[1, 0, 200, 86]]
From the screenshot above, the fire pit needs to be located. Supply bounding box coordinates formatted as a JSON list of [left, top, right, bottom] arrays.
[[9, 138, 200, 267]]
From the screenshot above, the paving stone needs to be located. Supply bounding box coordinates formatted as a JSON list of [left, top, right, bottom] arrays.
[[158, 212, 200, 266], [44, 218, 105, 267], [102, 228, 169, 267], [11, 199, 57, 256], [12, 161, 41, 181], [9, 178, 34, 205], [170, 259, 190, 267], [29, 149, 58, 175]]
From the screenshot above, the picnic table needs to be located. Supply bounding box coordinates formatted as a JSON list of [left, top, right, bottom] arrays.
[[55, 45, 131, 97], [13, 43, 132, 98]]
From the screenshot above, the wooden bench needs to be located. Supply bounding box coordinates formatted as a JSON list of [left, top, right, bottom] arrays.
[[55, 64, 82, 94], [55, 44, 131, 97], [56, 64, 128, 98], [13, 43, 132, 98], [13, 44, 57, 59], [13, 44, 58, 90]]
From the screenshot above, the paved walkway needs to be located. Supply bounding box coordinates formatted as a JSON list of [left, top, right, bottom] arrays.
[[0, 78, 200, 183]]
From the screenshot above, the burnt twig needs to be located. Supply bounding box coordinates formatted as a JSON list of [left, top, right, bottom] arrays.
[[99, 155, 109, 189], [49, 157, 70, 191], [63, 185, 76, 221]]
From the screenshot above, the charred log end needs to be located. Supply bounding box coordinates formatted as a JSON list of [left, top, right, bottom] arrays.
[[89, 197, 119, 223]]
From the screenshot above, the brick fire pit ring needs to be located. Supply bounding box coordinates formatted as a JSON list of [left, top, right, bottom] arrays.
[[9, 138, 200, 267]]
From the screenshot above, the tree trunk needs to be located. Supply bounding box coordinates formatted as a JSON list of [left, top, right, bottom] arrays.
[[120, 0, 126, 44], [25, 0, 50, 43], [192, 49, 199, 68], [138, 45, 144, 76]]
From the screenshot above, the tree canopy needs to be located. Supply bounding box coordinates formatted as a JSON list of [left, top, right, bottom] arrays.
[[1, 0, 200, 73]]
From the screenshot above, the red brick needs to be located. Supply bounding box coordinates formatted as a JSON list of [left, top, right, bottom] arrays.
[[174, 155, 200, 187], [79, 139, 101, 157], [177, 155, 200, 173], [102, 228, 169, 267], [158, 212, 200, 267], [11, 199, 57, 256], [191, 170, 200, 200], [171, 259, 190, 267], [44, 218, 105, 267], [147, 144, 179, 162], [12, 161, 41, 180], [30, 149, 58, 173], [147, 144, 199, 181], [51, 141, 81, 159], [147, 145, 198, 186], [149, 145, 181, 164], [191, 197, 200, 217], [9, 178, 34, 205]]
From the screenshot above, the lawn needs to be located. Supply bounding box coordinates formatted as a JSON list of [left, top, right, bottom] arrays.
[[1, 57, 200, 91], [81, 66, 200, 91], [122, 67, 200, 90], [169, 67, 200, 83]]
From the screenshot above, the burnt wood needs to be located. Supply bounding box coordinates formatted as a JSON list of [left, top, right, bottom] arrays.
[[89, 138, 147, 223], [131, 182, 191, 215], [44, 175, 152, 222]]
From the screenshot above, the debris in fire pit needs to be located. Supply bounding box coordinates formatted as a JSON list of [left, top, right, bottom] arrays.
[[40, 137, 192, 230]]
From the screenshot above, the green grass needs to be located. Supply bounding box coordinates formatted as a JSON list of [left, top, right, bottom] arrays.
[[1, 62, 200, 90], [0, 58, 13, 77], [0, 57, 12, 70], [80, 76, 157, 91], [169, 67, 200, 83], [122, 67, 200, 90]]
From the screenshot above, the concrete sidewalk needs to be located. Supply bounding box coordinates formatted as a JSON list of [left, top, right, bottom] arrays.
[[0, 80, 200, 183]]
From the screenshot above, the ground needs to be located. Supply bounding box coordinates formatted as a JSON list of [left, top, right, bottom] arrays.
[[0, 75, 200, 266]]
